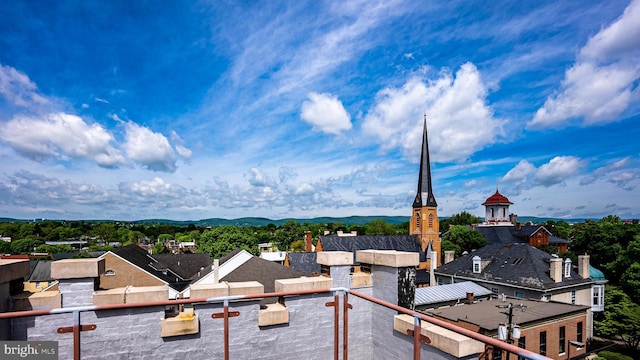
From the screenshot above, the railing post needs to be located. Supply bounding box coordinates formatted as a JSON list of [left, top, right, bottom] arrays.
[[413, 315, 421, 360], [343, 291, 352, 360], [211, 299, 240, 360], [73, 311, 81, 360]]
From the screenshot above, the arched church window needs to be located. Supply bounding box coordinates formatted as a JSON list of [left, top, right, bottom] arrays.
[[415, 211, 420, 230], [428, 213, 434, 229]]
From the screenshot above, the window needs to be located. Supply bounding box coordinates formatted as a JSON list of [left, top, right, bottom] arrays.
[[514, 291, 524, 299], [437, 277, 444, 285], [539, 331, 547, 356], [415, 211, 420, 230], [544, 295, 551, 301], [428, 213, 434, 229], [592, 285, 605, 311], [473, 256, 481, 273], [517, 336, 526, 360], [564, 258, 572, 278], [491, 287, 499, 294], [577, 322, 583, 343], [492, 347, 502, 360], [105, 269, 116, 276], [559, 326, 566, 354], [35, 282, 41, 289]]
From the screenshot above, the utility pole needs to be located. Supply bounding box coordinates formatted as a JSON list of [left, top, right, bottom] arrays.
[[497, 302, 527, 360]]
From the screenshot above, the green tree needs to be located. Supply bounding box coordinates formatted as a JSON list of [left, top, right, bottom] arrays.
[[10, 238, 41, 254], [595, 286, 640, 351], [444, 225, 487, 253], [441, 239, 462, 258], [620, 262, 640, 305], [440, 211, 482, 232], [364, 219, 395, 235], [0, 240, 11, 254], [289, 240, 305, 252], [274, 220, 303, 250]]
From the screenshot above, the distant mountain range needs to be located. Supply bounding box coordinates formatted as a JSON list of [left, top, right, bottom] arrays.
[[0, 215, 592, 226]]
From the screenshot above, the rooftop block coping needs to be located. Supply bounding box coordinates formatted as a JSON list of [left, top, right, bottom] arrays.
[[93, 285, 169, 305], [274, 276, 333, 293], [50, 258, 105, 279], [12, 290, 62, 311], [316, 251, 353, 266], [394, 314, 485, 358], [0, 259, 30, 283], [356, 250, 419, 268]]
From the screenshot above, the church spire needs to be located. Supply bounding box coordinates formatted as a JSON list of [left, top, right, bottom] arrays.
[[413, 114, 437, 208]]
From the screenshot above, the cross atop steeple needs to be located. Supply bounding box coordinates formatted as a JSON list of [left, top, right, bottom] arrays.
[[413, 114, 437, 208]]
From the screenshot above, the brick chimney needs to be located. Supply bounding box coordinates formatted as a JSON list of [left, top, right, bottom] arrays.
[[305, 231, 313, 252], [550, 257, 562, 283], [578, 254, 590, 279]]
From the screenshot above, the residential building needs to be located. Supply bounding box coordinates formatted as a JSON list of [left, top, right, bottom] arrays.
[[99, 244, 210, 299], [424, 297, 588, 360], [434, 243, 604, 339]]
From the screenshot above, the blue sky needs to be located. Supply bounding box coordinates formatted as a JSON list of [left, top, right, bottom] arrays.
[[1, 0, 639, 221]]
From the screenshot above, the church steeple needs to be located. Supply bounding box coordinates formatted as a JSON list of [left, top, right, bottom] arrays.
[[409, 114, 440, 268], [413, 114, 437, 208]]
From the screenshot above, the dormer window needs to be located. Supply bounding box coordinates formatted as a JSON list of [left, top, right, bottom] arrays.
[[472, 255, 481, 273], [564, 258, 572, 278]]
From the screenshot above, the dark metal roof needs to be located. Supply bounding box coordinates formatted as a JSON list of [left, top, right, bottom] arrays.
[[413, 116, 437, 208], [415, 281, 493, 306], [321, 234, 426, 262], [286, 252, 320, 275], [434, 243, 593, 291]]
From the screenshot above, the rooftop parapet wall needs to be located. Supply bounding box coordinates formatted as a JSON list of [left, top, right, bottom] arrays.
[[356, 250, 419, 268], [275, 276, 333, 293], [394, 314, 485, 358], [0, 259, 30, 284], [51, 258, 104, 279], [317, 251, 353, 266]]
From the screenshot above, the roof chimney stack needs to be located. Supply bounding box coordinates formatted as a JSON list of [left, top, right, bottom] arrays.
[[550, 257, 562, 283], [305, 231, 312, 252], [578, 254, 590, 279]]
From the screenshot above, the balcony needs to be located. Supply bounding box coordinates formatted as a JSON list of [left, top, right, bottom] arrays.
[[0, 253, 551, 360]]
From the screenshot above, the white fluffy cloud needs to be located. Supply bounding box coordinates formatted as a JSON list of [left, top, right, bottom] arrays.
[[0, 113, 125, 167], [123, 121, 177, 172], [362, 62, 504, 163], [502, 156, 584, 192], [0, 64, 49, 107], [300, 92, 352, 135], [530, 0, 640, 128]]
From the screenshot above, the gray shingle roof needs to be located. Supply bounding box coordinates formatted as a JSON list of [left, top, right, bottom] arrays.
[[286, 252, 320, 275], [111, 244, 208, 291], [28, 260, 52, 282], [434, 243, 592, 291], [321, 234, 426, 262]]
